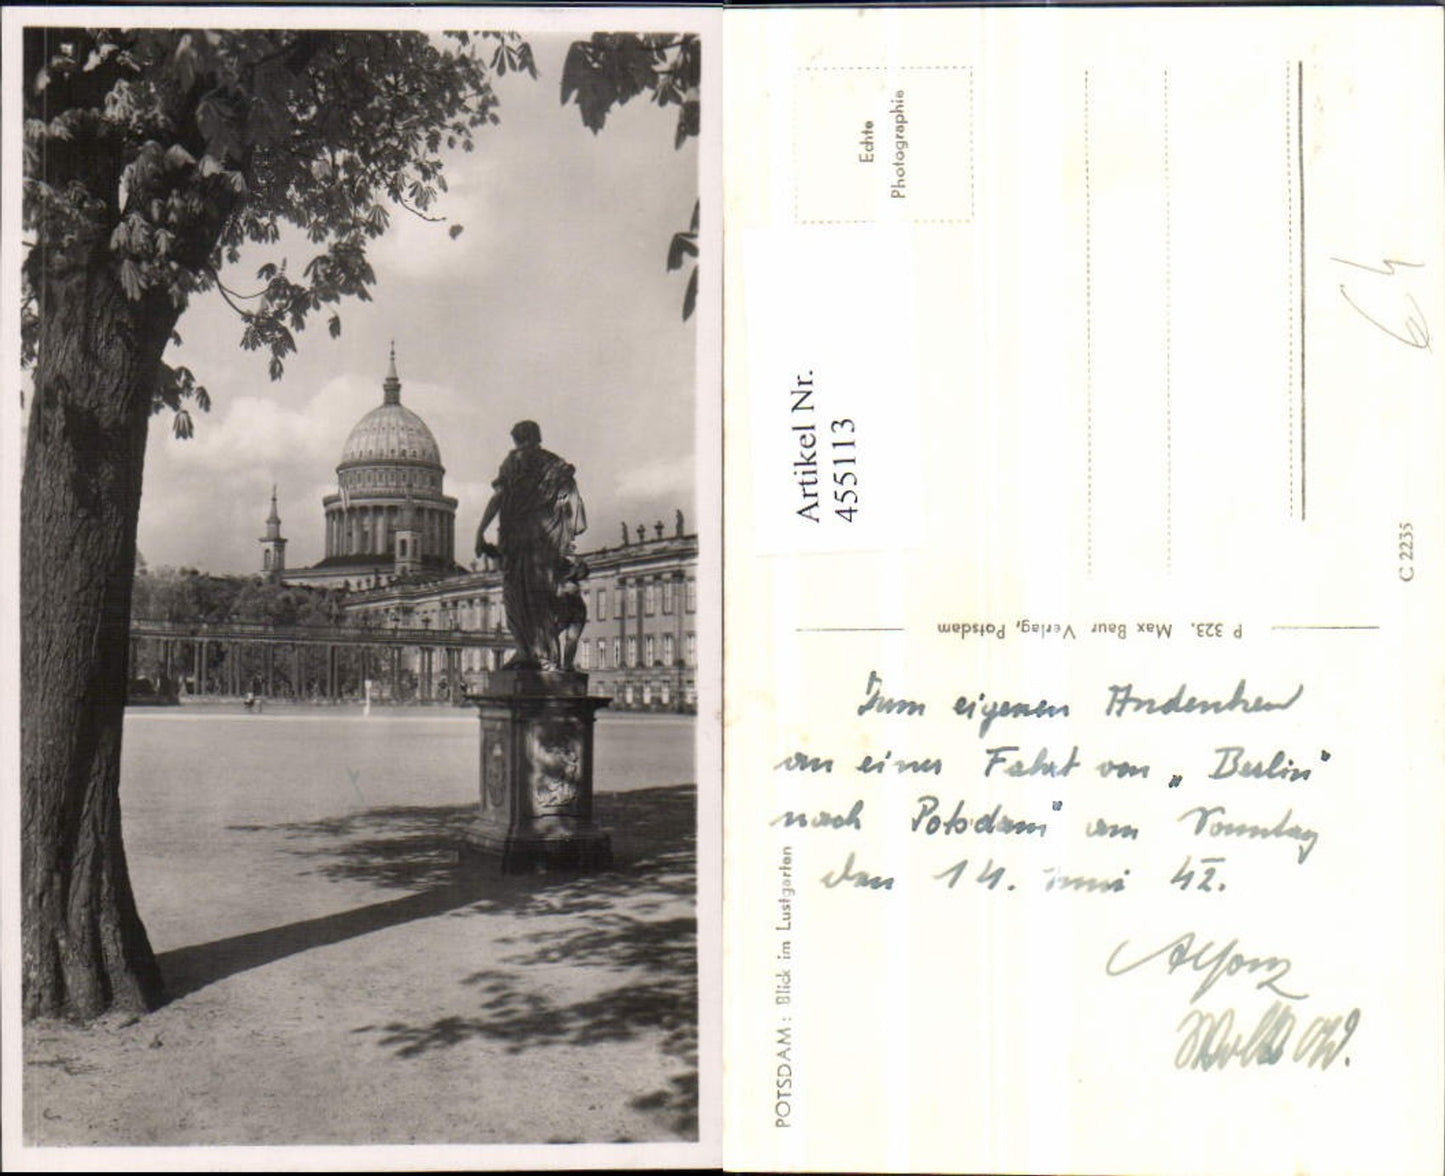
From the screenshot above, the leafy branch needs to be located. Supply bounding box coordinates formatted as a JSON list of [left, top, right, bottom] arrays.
[[22, 28, 529, 434], [560, 32, 701, 320]]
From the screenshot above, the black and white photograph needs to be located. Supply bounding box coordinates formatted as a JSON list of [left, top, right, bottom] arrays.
[[3, 7, 719, 1167]]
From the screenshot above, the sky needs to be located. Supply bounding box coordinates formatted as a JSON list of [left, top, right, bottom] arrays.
[[136, 31, 700, 575]]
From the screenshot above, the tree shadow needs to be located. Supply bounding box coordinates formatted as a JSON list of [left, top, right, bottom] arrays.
[[161, 785, 695, 994], [155, 786, 699, 1136], [222, 784, 696, 900], [157, 881, 489, 1000], [353, 917, 698, 1137]]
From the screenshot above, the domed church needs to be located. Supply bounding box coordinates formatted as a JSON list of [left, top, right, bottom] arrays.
[[278, 347, 463, 590], [259, 344, 700, 711]]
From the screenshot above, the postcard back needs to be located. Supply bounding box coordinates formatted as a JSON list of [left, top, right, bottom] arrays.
[[723, 8, 1444, 1173]]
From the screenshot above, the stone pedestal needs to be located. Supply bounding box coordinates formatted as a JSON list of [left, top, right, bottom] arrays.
[[459, 670, 613, 873]]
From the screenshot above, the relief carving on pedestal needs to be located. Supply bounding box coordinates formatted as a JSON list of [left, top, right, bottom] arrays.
[[527, 719, 584, 813]]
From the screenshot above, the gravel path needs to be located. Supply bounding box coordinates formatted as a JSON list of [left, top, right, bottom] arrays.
[[23, 710, 699, 1152]]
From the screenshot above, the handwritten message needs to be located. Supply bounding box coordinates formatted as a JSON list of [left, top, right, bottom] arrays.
[[762, 665, 1361, 1079]]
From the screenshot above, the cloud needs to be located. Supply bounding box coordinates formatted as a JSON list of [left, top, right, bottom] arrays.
[[132, 30, 701, 576], [614, 454, 696, 504]]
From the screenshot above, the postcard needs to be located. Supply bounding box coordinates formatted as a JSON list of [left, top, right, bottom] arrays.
[[722, 7, 1444, 1174], [4, 4, 1442, 1174], [2, 5, 721, 1171]]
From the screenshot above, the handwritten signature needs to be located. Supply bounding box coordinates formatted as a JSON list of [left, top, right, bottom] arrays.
[[1332, 255, 1430, 351], [1175, 1001, 1360, 1071], [1105, 930, 1308, 1004]]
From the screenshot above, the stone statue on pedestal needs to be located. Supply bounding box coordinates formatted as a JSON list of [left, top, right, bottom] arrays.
[[463, 422, 611, 873], [474, 420, 588, 671]]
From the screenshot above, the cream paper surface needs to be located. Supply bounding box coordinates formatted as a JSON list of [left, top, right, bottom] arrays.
[[723, 8, 1443, 1174]]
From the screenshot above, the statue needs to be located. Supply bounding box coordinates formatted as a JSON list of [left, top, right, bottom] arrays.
[[554, 557, 589, 672], [475, 420, 587, 670], [463, 436, 611, 874]]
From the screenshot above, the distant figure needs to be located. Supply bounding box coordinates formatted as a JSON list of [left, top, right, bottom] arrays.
[[475, 420, 587, 669], [244, 691, 256, 713]]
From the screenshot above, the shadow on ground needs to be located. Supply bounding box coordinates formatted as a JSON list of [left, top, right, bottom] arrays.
[[157, 784, 698, 1137]]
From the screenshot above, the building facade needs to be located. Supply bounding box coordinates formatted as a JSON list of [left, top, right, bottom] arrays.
[[270, 350, 699, 711], [340, 519, 699, 712], [575, 519, 698, 711]]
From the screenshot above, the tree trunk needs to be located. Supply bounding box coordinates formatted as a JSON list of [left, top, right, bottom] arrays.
[[21, 266, 176, 1020]]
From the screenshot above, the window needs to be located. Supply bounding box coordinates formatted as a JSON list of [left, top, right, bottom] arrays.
[[645, 635, 655, 665], [660, 681, 671, 706], [663, 634, 675, 664], [685, 633, 697, 667], [579, 641, 592, 670], [686, 578, 697, 613], [628, 586, 639, 617], [662, 580, 674, 614], [642, 681, 652, 706], [626, 636, 638, 668], [644, 584, 656, 615], [613, 638, 621, 668], [597, 638, 607, 669], [596, 589, 607, 621]]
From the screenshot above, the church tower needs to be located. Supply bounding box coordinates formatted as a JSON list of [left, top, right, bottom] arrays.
[[260, 486, 287, 580]]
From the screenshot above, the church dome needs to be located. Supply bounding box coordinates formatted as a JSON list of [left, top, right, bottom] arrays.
[[339, 401, 442, 468], [315, 345, 460, 577], [337, 346, 443, 470]]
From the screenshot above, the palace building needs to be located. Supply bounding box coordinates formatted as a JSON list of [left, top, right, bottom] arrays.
[[271, 349, 699, 711]]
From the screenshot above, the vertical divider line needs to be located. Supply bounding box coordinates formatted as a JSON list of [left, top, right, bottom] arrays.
[[969, 65, 976, 223], [1163, 69, 1173, 572], [1084, 68, 1093, 576], [1285, 62, 1296, 521], [1298, 58, 1307, 521]]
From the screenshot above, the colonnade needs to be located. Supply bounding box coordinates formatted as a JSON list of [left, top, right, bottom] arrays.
[[127, 623, 502, 704], [324, 502, 455, 564]]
